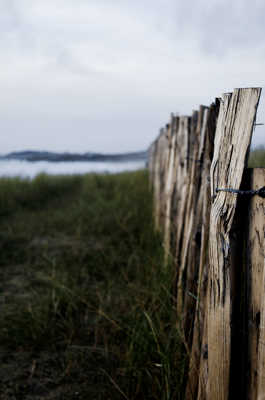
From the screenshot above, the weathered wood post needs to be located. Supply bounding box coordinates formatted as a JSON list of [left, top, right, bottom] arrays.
[[207, 88, 261, 400], [246, 168, 265, 400], [164, 115, 179, 260], [148, 87, 263, 400], [185, 99, 220, 400]]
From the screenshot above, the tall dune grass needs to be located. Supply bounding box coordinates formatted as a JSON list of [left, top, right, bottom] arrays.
[[0, 171, 186, 399]]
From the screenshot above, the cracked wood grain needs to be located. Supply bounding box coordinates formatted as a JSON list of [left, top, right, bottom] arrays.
[[207, 88, 261, 400]]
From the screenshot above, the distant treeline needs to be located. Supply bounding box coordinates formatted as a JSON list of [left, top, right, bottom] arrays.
[[1, 146, 263, 166], [0, 150, 148, 163]]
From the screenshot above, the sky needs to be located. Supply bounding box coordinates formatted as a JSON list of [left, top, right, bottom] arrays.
[[1, 0, 265, 154]]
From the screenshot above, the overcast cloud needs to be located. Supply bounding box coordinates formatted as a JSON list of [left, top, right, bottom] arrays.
[[1, 0, 264, 153]]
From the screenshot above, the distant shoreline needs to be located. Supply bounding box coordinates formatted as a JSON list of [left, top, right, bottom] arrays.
[[0, 158, 146, 179]]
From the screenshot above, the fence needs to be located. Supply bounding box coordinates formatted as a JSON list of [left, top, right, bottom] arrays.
[[148, 88, 265, 400]]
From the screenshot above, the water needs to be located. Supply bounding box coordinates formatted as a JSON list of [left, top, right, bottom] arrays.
[[0, 159, 146, 179]]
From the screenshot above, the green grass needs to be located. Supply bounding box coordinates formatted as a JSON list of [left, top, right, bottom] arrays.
[[0, 171, 186, 399], [248, 145, 265, 167]]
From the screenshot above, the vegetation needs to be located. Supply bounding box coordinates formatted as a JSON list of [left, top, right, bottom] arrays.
[[0, 171, 186, 399], [248, 145, 265, 167]]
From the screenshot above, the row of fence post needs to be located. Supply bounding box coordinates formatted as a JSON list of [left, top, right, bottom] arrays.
[[148, 88, 265, 400]]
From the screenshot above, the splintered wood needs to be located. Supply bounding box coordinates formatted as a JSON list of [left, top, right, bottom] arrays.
[[208, 88, 261, 400], [148, 87, 264, 400]]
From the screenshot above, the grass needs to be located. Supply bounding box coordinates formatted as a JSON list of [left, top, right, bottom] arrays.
[[248, 145, 265, 167], [0, 170, 186, 399]]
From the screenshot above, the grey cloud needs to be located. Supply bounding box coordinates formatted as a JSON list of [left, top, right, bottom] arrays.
[[170, 0, 265, 55], [0, 0, 38, 56], [2, 0, 265, 56], [1, 0, 20, 30], [0, 0, 264, 153], [46, 47, 108, 78]]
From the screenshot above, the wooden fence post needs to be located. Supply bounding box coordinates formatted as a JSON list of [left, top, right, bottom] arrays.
[[148, 87, 263, 400], [176, 106, 207, 341], [185, 100, 220, 400], [153, 128, 168, 230], [207, 88, 261, 400], [246, 168, 265, 400], [164, 115, 179, 260], [173, 116, 191, 276]]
